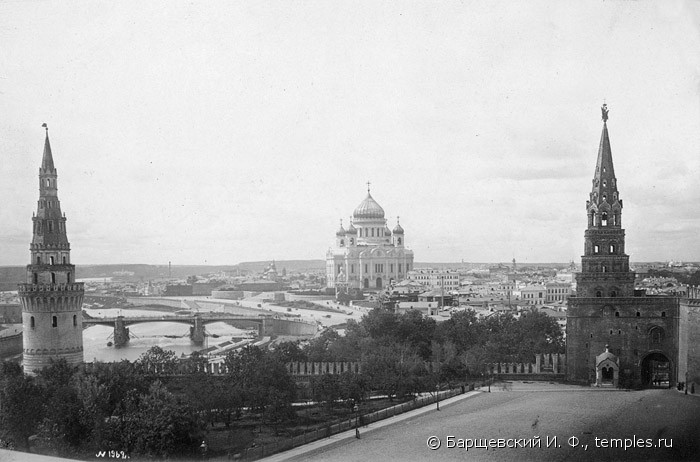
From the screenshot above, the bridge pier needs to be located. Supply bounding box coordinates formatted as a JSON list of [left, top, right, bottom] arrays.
[[190, 315, 205, 345], [114, 316, 130, 347]]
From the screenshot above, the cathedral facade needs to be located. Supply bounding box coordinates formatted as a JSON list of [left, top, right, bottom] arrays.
[[18, 127, 85, 374], [566, 106, 681, 388], [326, 187, 414, 292]]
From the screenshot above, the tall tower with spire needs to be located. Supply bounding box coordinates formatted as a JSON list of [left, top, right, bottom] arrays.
[[576, 103, 635, 299], [566, 106, 679, 388], [18, 125, 85, 374]]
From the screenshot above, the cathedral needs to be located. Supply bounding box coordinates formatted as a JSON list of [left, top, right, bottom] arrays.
[[18, 126, 85, 374], [566, 106, 700, 389], [326, 186, 414, 293]]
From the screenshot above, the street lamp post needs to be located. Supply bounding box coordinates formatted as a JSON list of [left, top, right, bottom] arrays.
[[354, 404, 360, 439], [436, 384, 440, 411]]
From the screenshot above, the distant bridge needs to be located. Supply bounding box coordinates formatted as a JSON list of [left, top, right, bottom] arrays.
[[83, 314, 271, 347]]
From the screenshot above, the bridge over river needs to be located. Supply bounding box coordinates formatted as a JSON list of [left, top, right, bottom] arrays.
[[83, 313, 315, 347]]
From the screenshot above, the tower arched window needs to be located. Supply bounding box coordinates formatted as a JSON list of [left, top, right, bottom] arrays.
[[51, 272, 56, 284], [50, 256, 54, 265], [339, 239, 344, 247], [650, 326, 663, 344], [31, 316, 35, 328], [609, 244, 615, 254], [67, 272, 72, 283], [62, 256, 66, 264], [52, 316, 57, 328], [594, 245, 599, 254], [601, 212, 608, 226], [595, 291, 602, 298], [33, 273, 38, 284], [350, 238, 354, 245], [73, 315, 77, 327], [36, 256, 41, 264]]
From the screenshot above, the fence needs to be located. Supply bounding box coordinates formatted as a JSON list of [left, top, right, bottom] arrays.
[[236, 386, 470, 460]]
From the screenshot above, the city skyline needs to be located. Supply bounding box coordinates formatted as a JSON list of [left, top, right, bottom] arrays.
[[1, 1, 699, 266]]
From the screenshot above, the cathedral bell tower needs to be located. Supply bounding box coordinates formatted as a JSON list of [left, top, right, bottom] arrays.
[[576, 104, 635, 299], [18, 125, 84, 374]]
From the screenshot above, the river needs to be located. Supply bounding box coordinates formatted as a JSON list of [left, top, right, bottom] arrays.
[[82, 308, 253, 362]]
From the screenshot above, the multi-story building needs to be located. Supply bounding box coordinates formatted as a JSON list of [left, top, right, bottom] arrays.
[[514, 284, 546, 305], [18, 126, 85, 374], [326, 186, 414, 292], [407, 269, 460, 291], [545, 281, 572, 303]]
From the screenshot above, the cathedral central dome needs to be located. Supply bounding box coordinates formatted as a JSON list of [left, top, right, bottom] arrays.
[[353, 192, 385, 219]]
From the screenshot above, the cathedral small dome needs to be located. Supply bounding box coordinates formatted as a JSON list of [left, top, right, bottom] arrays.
[[384, 227, 392, 236], [393, 222, 404, 234], [336, 225, 346, 236], [346, 222, 357, 234], [353, 192, 385, 219]]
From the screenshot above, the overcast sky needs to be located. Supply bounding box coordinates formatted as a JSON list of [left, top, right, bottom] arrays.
[[1, 1, 699, 266]]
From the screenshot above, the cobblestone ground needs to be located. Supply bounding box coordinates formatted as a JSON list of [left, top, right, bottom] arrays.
[[289, 382, 700, 462]]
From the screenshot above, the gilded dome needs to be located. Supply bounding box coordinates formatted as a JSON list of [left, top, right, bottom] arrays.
[[353, 192, 385, 219]]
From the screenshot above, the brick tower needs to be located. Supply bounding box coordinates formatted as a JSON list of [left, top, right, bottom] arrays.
[[567, 106, 678, 388], [18, 125, 84, 374]]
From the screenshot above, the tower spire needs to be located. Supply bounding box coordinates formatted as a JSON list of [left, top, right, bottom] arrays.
[[41, 123, 55, 172]]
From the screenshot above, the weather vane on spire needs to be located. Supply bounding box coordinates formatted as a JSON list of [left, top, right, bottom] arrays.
[[42, 123, 48, 133], [366, 181, 371, 193], [601, 103, 609, 122]]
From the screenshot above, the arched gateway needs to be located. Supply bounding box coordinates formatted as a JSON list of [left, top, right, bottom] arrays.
[[641, 352, 671, 389]]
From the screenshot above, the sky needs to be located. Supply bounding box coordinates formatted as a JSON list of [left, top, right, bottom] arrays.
[[1, 1, 699, 266]]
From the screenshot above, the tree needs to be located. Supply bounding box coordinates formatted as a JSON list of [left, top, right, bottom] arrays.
[[34, 361, 89, 452], [103, 381, 201, 458], [0, 363, 45, 450], [224, 346, 296, 417], [136, 346, 179, 374]]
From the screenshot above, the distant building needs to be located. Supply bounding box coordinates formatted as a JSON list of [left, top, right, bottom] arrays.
[[263, 261, 279, 280], [513, 284, 546, 305], [395, 301, 438, 316], [326, 185, 414, 292], [0, 304, 22, 323], [163, 284, 193, 296], [407, 269, 460, 291], [545, 281, 572, 303]]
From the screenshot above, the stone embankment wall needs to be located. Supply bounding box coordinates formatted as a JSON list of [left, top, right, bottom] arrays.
[[0, 333, 22, 358]]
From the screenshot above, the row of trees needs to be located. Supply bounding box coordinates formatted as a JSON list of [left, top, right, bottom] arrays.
[[280, 307, 564, 402]]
